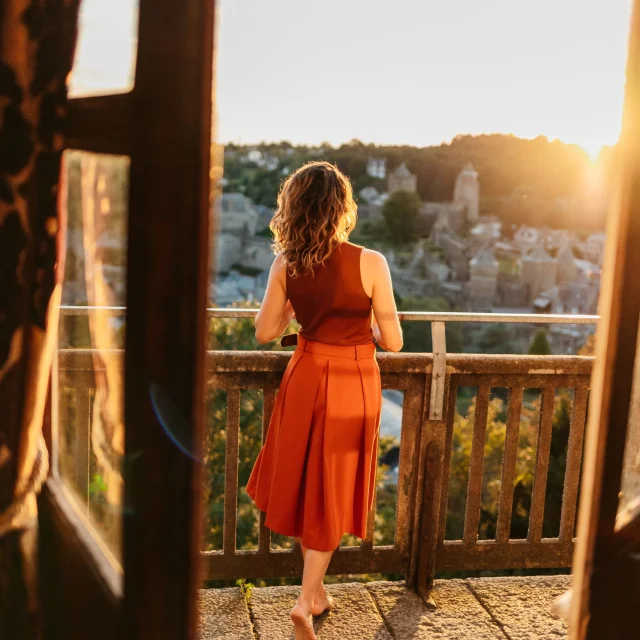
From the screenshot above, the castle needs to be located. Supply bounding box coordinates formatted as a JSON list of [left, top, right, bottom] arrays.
[[382, 163, 601, 316], [391, 161, 480, 225], [213, 156, 601, 321], [388, 162, 417, 194]]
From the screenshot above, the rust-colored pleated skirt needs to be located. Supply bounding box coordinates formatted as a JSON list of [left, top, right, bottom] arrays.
[[246, 335, 382, 551]]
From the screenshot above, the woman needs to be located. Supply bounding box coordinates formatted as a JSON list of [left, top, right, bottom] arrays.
[[246, 161, 403, 640]]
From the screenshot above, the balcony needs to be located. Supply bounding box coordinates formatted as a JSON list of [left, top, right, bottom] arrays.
[[55, 310, 594, 639], [197, 575, 571, 639]]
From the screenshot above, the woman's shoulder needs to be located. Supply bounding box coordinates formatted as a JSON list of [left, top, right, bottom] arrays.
[[270, 251, 288, 280], [345, 241, 385, 261], [360, 246, 389, 270]]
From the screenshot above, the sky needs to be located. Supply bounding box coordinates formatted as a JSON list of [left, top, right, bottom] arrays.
[[70, 0, 633, 157]]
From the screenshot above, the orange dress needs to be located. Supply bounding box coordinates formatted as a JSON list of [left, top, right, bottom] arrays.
[[246, 242, 382, 551]]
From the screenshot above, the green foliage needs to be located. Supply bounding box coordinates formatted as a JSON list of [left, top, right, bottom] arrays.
[[372, 438, 398, 545], [469, 323, 519, 355], [89, 472, 108, 498], [397, 296, 463, 353], [382, 191, 421, 244], [529, 330, 552, 356], [207, 299, 298, 351], [203, 301, 299, 555], [579, 333, 596, 356], [353, 218, 393, 247], [446, 394, 514, 540], [543, 390, 573, 538], [221, 135, 608, 232], [446, 388, 573, 542], [202, 387, 227, 551], [236, 579, 255, 601], [256, 226, 274, 239]]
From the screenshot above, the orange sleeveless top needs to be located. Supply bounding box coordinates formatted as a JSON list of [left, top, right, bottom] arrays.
[[286, 242, 374, 346]]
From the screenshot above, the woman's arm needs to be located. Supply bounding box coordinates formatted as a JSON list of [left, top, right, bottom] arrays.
[[255, 255, 295, 344], [366, 251, 403, 352], [371, 312, 394, 351]]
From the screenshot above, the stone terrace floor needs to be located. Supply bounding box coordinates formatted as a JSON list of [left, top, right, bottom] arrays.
[[198, 574, 570, 640]]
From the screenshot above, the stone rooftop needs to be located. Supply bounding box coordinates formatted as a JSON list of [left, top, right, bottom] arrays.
[[198, 574, 570, 640]]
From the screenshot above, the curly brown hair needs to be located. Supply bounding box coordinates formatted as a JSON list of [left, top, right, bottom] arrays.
[[270, 161, 357, 277]]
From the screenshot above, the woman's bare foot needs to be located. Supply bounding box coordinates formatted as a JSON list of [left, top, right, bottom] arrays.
[[290, 603, 317, 640], [311, 586, 334, 616]]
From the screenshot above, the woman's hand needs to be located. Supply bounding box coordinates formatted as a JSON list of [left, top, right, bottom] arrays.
[[372, 320, 382, 344], [372, 313, 397, 351]]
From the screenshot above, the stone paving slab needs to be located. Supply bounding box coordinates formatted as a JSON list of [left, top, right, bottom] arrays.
[[367, 580, 505, 639], [249, 582, 392, 640], [198, 587, 254, 640], [197, 575, 572, 639], [466, 575, 571, 640]]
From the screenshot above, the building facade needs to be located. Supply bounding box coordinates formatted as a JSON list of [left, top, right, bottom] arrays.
[[388, 162, 417, 194], [468, 244, 499, 310]]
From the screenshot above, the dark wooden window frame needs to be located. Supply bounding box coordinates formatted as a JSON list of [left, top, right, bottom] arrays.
[[41, 1, 640, 638], [42, 1, 216, 639], [570, 2, 640, 638]]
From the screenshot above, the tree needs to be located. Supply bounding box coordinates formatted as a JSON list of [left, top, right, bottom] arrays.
[[396, 296, 464, 353], [543, 390, 573, 538], [221, 134, 609, 234], [472, 323, 518, 355], [445, 389, 571, 545], [528, 330, 552, 355], [445, 393, 536, 541], [579, 333, 596, 356], [203, 300, 298, 557], [382, 190, 421, 244]]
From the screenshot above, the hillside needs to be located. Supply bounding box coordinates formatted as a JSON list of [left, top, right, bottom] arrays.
[[221, 134, 613, 232]]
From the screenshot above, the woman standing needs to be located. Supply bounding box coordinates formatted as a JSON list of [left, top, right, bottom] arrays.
[[246, 161, 403, 639]]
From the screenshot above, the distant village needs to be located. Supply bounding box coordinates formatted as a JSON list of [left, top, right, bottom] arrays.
[[59, 147, 603, 355], [213, 148, 603, 353]]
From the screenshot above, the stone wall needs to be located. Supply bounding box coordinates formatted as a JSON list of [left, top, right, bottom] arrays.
[[242, 237, 275, 272], [215, 233, 243, 272]]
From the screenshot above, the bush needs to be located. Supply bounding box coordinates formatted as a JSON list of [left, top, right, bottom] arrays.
[[529, 330, 552, 355]]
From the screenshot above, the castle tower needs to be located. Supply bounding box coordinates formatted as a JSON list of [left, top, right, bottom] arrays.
[[520, 245, 558, 301], [388, 162, 417, 194], [454, 163, 480, 223], [469, 243, 499, 310]]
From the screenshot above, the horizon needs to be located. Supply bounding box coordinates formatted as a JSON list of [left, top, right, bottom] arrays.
[[218, 131, 609, 156], [218, 132, 610, 161], [69, 0, 633, 159]]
